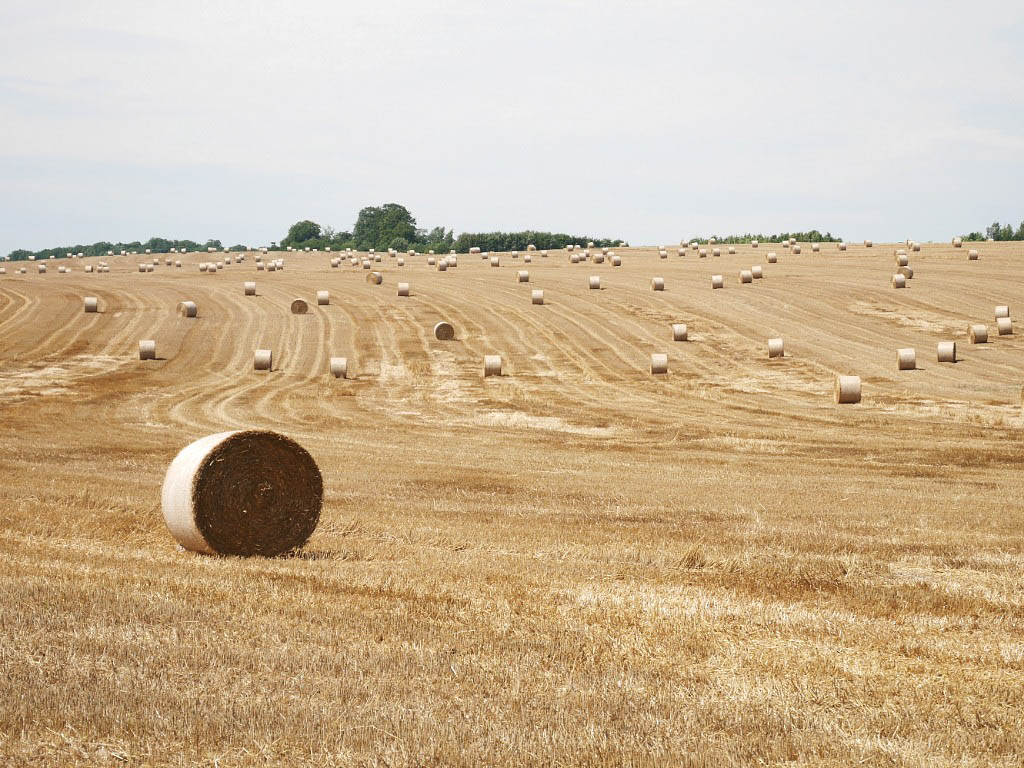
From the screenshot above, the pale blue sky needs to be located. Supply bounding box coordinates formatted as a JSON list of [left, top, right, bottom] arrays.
[[2, 0, 1022, 255]]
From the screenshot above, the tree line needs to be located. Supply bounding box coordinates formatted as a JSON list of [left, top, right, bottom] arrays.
[[961, 220, 1024, 242], [683, 230, 842, 244], [6, 238, 236, 262]]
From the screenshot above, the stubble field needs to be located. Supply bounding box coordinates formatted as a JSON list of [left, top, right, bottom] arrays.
[[1, 241, 1022, 766]]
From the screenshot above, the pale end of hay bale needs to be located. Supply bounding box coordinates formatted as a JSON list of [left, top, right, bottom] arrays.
[[527, 244, 536, 251], [767, 252, 777, 263], [995, 305, 1010, 319], [434, 322, 455, 340], [448, 256, 457, 267], [838, 242, 847, 251], [531, 289, 544, 305], [651, 277, 665, 291], [691, 242, 699, 250], [611, 255, 622, 266], [898, 266, 913, 279], [331, 258, 340, 268], [672, 323, 687, 341], [244, 282, 256, 296], [330, 357, 348, 379], [483, 355, 502, 377], [490, 256, 500, 267], [834, 375, 861, 404], [139, 340, 156, 360], [216, 262, 223, 270], [84, 297, 98, 313], [517, 270, 529, 283], [161, 430, 322, 556], [254, 349, 273, 370], [969, 324, 988, 343], [291, 298, 309, 314], [739, 270, 753, 284], [139, 263, 146, 273], [711, 274, 724, 289], [937, 341, 956, 362], [316, 290, 329, 306], [752, 265, 763, 279], [897, 348, 916, 370], [650, 353, 668, 375], [397, 282, 410, 297], [511, 251, 519, 259], [85, 265, 93, 273], [892, 274, 906, 288], [177, 301, 197, 318], [792, 245, 802, 254], [896, 254, 909, 266], [469, 246, 481, 254], [768, 338, 784, 358], [589, 275, 601, 290], [997, 317, 1012, 335], [366, 271, 383, 285], [968, 249, 979, 260]]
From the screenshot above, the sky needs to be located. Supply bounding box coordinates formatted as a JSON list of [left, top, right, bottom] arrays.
[[1, 0, 1023, 255]]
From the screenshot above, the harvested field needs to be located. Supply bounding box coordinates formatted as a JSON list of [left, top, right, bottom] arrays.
[[1, 242, 1024, 766]]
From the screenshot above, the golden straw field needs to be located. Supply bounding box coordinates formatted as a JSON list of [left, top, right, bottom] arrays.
[[1, 242, 1023, 766]]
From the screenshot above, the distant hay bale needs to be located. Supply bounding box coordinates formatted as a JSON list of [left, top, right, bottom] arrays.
[[139, 263, 147, 273], [751, 240, 759, 248], [437, 259, 448, 271], [710, 238, 718, 245], [739, 270, 753, 284], [768, 338, 784, 358], [968, 249, 979, 260], [892, 274, 906, 288], [752, 265, 763, 279], [517, 270, 529, 283], [792, 245, 801, 254], [139, 340, 157, 360], [85, 265, 94, 273], [589, 275, 601, 290], [995, 305, 1010, 319], [532, 289, 544, 305], [268, 262, 277, 272], [37, 264, 47, 273], [898, 266, 913, 279], [997, 317, 1013, 335], [659, 249, 668, 259], [524, 254, 532, 263], [434, 322, 455, 340], [838, 242, 847, 251], [366, 271, 383, 285], [650, 353, 668, 375], [896, 253, 909, 266], [470, 247, 481, 254], [864, 240, 873, 248], [254, 349, 273, 370], [677, 248, 686, 257], [767, 252, 777, 263], [699, 249, 708, 258], [788, 238, 795, 246], [331, 258, 340, 268], [84, 297, 98, 313], [570, 254, 580, 264], [611, 255, 622, 266], [953, 237, 963, 247], [711, 274, 724, 289], [330, 357, 348, 379], [291, 299, 309, 314], [811, 243, 820, 253], [897, 348, 916, 370], [834, 375, 861, 404], [652, 277, 665, 291], [968, 324, 988, 344], [177, 301, 197, 318], [397, 257, 405, 266], [593, 253, 605, 263], [712, 248, 721, 257], [316, 290, 329, 306], [937, 341, 956, 362], [527, 244, 536, 251], [672, 323, 687, 341], [511, 251, 519, 259], [397, 282, 410, 297], [175, 260, 182, 268], [160, 430, 322, 556], [490, 256, 500, 267], [541, 250, 548, 257], [483, 355, 502, 377], [691, 242, 698, 250], [447, 256, 457, 267], [912, 242, 920, 252], [728, 246, 736, 254], [216, 261, 223, 270], [256, 262, 265, 271]]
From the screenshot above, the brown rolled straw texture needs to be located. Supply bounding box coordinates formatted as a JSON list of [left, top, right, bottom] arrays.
[[651, 277, 665, 291], [937, 341, 956, 362], [788, 238, 795, 245], [532, 289, 544, 305], [752, 265, 763, 278], [139, 340, 156, 360], [995, 305, 1010, 319], [527, 244, 536, 251], [892, 274, 906, 288], [767, 252, 777, 263], [84, 297, 98, 313], [177, 301, 197, 318], [968, 249, 979, 260], [244, 282, 256, 296], [898, 348, 916, 370], [483, 355, 502, 377], [768, 338, 784, 358], [84, 265, 93, 273], [138, 264, 146, 273], [969, 324, 988, 343], [511, 251, 519, 258], [650, 353, 668, 374], [672, 323, 687, 341], [998, 317, 1013, 335], [317, 290, 329, 305], [517, 270, 529, 283], [434, 321, 455, 340], [611, 255, 622, 266], [898, 266, 913, 279], [291, 299, 309, 314], [739, 270, 753, 284], [161, 430, 323, 556], [330, 357, 348, 378], [254, 349, 273, 370], [331, 258, 340, 268], [834, 375, 861, 404], [589, 275, 601, 290], [175, 260, 182, 268], [711, 274, 724, 289], [366, 272, 383, 285], [397, 282, 410, 297], [792, 245, 801, 254]]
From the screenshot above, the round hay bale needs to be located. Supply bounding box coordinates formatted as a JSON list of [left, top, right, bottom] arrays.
[[767, 252, 777, 263], [570, 254, 580, 264], [374, 255, 381, 262], [291, 299, 309, 314], [912, 242, 920, 252], [659, 250, 668, 259], [752, 265, 763, 279], [811, 243, 820, 253], [469, 246, 481, 254], [997, 317, 1013, 335], [517, 270, 529, 283], [969, 324, 988, 344], [256, 262, 265, 271], [892, 274, 906, 288], [650, 353, 668, 375], [651, 277, 665, 291], [995, 305, 1010, 319], [524, 254, 532, 263], [728, 246, 736, 254], [677, 248, 686, 257], [84, 297, 98, 313], [490, 256, 500, 267], [672, 323, 687, 341], [712, 248, 721, 257], [768, 338, 784, 358], [139, 264, 147, 273], [937, 341, 956, 362], [434, 322, 455, 340], [792, 245, 801, 254], [330, 357, 348, 379], [788, 238, 796, 246], [268, 262, 277, 272], [244, 282, 256, 296], [953, 237, 963, 247], [611, 255, 622, 266], [739, 270, 753, 284], [751, 240, 759, 248], [527, 244, 536, 251], [896, 254, 909, 266], [361, 260, 371, 269], [898, 266, 913, 279], [532, 289, 544, 305], [331, 258, 340, 268], [589, 276, 601, 290], [316, 290, 329, 306], [897, 348, 916, 370], [968, 249, 979, 260], [397, 257, 405, 266], [139, 340, 156, 360], [699, 249, 708, 258], [691, 242, 698, 250], [834, 375, 861, 404], [511, 251, 519, 259], [175, 260, 182, 268], [177, 301, 197, 318], [397, 282, 410, 297], [160, 430, 322, 556], [838, 242, 847, 251], [216, 261, 223, 270], [366, 271, 383, 285], [593, 254, 605, 263], [864, 240, 873, 248], [711, 275, 724, 289], [541, 250, 548, 257], [437, 259, 448, 271], [483, 355, 502, 377], [254, 349, 272, 370], [85, 265, 94, 273]]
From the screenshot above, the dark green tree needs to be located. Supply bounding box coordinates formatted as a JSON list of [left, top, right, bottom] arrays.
[[353, 204, 417, 251], [282, 220, 322, 247]]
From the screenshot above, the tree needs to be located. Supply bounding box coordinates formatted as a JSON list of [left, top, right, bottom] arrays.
[[353, 204, 417, 251], [282, 220, 322, 247]]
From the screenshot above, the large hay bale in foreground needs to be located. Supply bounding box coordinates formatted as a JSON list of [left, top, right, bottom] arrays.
[[995, 305, 1010, 319], [291, 299, 309, 314], [897, 348, 916, 370], [161, 431, 323, 556], [434, 322, 455, 340], [650, 353, 668, 374], [937, 341, 956, 363], [531, 289, 544, 305], [834, 375, 861, 404], [672, 323, 687, 341], [84, 297, 98, 313], [968, 324, 988, 344], [177, 301, 197, 318], [997, 317, 1013, 335]]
